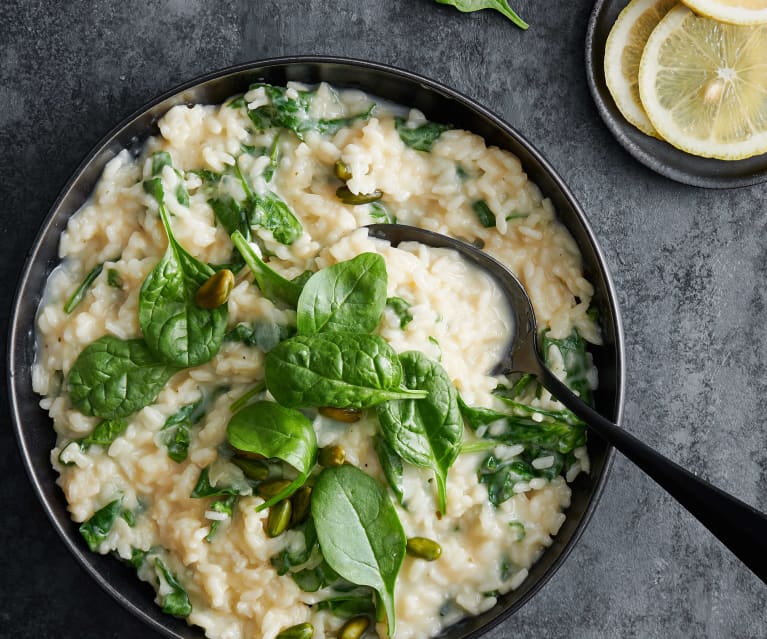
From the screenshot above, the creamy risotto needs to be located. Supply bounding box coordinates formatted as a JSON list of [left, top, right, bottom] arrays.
[[32, 82, 600, 639]]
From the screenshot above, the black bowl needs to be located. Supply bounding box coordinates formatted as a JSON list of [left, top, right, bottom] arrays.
[[8, 57, 624, 639], [586, 0, 767, 189]]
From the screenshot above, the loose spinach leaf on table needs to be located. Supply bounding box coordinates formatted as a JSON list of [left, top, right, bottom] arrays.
[[265, 333, 427, 409], [394, 118, 452, 152], [68, 336, 181, 419], [312, 464, 406, 637], [227, 400, 318, 510], [231, 230, 303, 306], [140, 177, 228, 367], [79, 498, 122, 552], [296, 253, 387, 335], [377, 351, 463, 515], [160, 398, 205, 463], [64, 262, 104, 314], [541, 329, 595, 405], [153, 558, 192, 617], [435, 0, 528, 29]]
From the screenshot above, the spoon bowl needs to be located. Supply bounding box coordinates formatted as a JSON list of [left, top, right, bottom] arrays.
[[368, 223, 767, 584]]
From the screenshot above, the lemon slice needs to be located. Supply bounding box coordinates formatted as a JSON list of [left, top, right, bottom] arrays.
[[604, 0, 678, 136], [681, 0, 767, 26], [638, 5, 767, 160]]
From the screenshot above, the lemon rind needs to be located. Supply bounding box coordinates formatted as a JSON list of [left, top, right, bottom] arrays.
[[681, 0, 767, 26]]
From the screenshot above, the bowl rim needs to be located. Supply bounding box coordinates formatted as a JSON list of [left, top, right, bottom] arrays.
[[7, 55, 624, 639]]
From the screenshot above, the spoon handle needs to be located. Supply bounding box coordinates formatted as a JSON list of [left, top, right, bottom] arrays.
[[538, 366, 767, 584]]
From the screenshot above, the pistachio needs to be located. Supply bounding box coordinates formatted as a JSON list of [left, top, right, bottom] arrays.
[[338, 616, 370, 639], [290, 485, 312, 527], [318, 445, 346, 467], [195, 269, 235, 309], [267, 499, 292, 538], [334, 159, 353, 181], [318, 407, 362, 423], [275, 622, 314, 639], [406, 536, 442, 561], [257, 478, 292, 500], [232, 457, 269, 481], [336, 185, 383, 205]]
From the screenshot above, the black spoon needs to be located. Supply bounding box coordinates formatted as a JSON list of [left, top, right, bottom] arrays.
[[367, 223, 767, 584]]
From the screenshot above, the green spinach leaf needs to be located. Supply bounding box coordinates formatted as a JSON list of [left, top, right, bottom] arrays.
[[231, 230, 303, 306], [376, 351, 463, 514], [205, 495, 238, 542], [250, 192, 303, 245], [160, 399, 204, 463], [297, 253, 387, 335], [471, 200, 496, 228], [373, 434, 404, 505], [79, 498, 122, 552], [265, 333, 427, 409], [140, 178, 228, 367], [153, 558, 192, 617], [68, 336, 180, 419], [386, 296, 413, 329], [435, 0, 528, 29], [64, 263, 104, 314], [316, 592, 376, 618], [541, 329, 594, 405], [225, 320, 296, 352], [80, 418, 128, 449], [106, 268, 123, 289], [227, 401, 317, 511], [394, 118, 452, 152], [312, 464, 406, 636], [190, 467, 240, 498]]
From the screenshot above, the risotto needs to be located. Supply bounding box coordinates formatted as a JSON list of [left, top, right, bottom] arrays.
[[32, 82, 601, 639]]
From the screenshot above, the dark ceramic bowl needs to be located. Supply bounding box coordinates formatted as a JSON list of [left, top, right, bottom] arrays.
[[8, 57, 624, 639], [586, 0, 767, 189]]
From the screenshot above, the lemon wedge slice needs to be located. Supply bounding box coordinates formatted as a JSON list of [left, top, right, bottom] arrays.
[[604, 0, 677, 136], [638, 5, 767, 160], [681, 0, 767, 26]]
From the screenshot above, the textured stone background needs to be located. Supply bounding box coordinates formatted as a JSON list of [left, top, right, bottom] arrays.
[[1, 1, 765, 637]]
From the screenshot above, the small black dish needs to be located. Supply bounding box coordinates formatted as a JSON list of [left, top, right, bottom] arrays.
[[586, 0, 767, 189], [8, 57, 624, 639]]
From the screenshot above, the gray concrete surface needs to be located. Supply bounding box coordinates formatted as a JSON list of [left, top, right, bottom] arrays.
[[1, 1, 765, 637]]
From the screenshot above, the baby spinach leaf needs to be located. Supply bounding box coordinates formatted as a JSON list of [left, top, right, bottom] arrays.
[[80, 418, 128, 449], [153, 558, 192, 617], [271, 519, 319, 575], [68, 336, 181, 419], [479, 451, 565, 506], [291, 559, 340, 592], [140, 182, 228, 367], [312, 464, 406, 637], [160, 399, 205, 463], [376, 351, 463, 514], [205, 495, 237, 542], [386, 296, 413, 329], [373, 434, 404, 505], [231, 230, 303, 306], [435, 0, 528, 29], [471, 200, 496, 228], [246, 84, 374, 141], [263, 134, 280, 182], [79, 498, 122, 552], [297, 253, 387, 335], [250, 192, 303, 245], [394, 118, 452, 152], [369, 202, 396, 223], [151, 151, 173, 175], [229, 382, 266, 413], [210, 195, 250, 239], [227, 401, 318, 511], [225, 320, 296, 352], [541, 329, 594, 405], [63, 263, 104, 314], [316, 592, 376, 618], [265, 333, 427, 409], [106, 268, 123, 289], [190, 467, 240, 498]]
